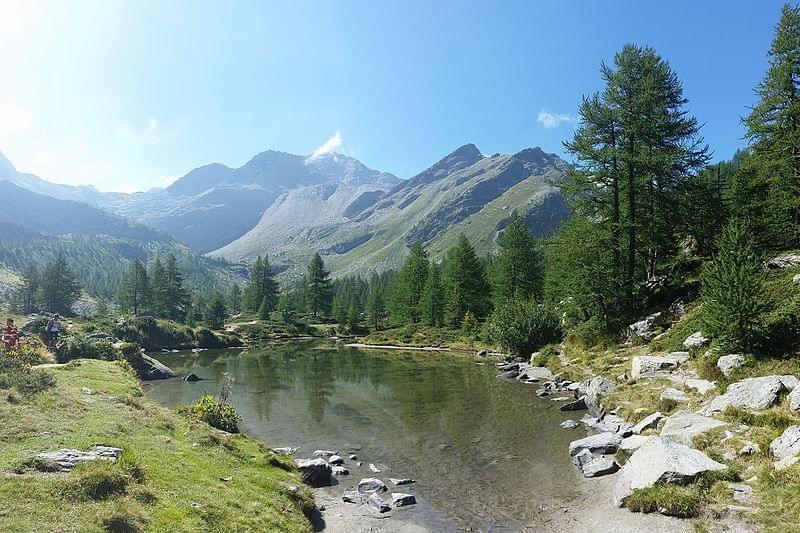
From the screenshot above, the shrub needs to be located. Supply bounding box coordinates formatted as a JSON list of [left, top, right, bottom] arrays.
[[625, 484, 702, 516], [487, 299, 562, 357], [56, 336, 120, 363], [190, 394, 241, 433], [0, 356, 56, 395], [65, 461, 128, 501], [568, 315, 612, 348]]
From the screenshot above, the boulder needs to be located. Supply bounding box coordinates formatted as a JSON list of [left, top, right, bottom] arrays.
[[702, 375, 793, 415], [341, 491, 365, 504], [497, 370, 520, 381], [518, 364, 554, 381], [612, 436, 727, 506], [498, 363, 520, 372], [313, 450, 338, 458], [559, 396, 587, 412], [584, 376, 615, 417], [36, 446, 122, 473], [632, 412, 663, 435], [717, 354, 746, 377], [660, 410, 727, 445], [683, 332, 710, 349], [389, 478, 415, 486], [589, 414, 632, 436], [789, 388, 800, 411], [367, 493, 391, 513], [630, 353, 688, 379], [295, 459, 332, 487], [774, 456, 800, 471], [685, 379, 717, 395], [767, 253, 800, 269], [332, 466, 349, 476], [660, 388, 689, 404], [620, 435, 651, 452], [569, 432, 622, 456], [357, 478, 387, 494], [327, 454, 344, 465], [133, 354, 175, 380], [770, 425, 800, 459], [627, 312, 667, 340], [273, 447, 297, 455], [183, 373, 202, 382], [572, 449, 619, 478], [560, 420, 580, 430], [391, 493, 417, 507]]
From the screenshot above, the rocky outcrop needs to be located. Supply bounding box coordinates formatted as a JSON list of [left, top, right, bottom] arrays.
[[620, 435, 651, 452], [627, 312, 667, 341], [660, 388, 689, 404], [717, 354, 746, 377], [36, 446, 122, 473], [612, 436, 727, 506], [296, 458, 332, 487], [683, 332, 710, 349], [569, 432, 622, 456], [572, 449, 619, 478], [770, 426, 800, 459], [660, 410, 727, 445], [583, 376, 615, 417], [702, 375, 796, 415], [131, 354, 175, 380], [630, 352, 689, 378], [789, 388, 800, 411]]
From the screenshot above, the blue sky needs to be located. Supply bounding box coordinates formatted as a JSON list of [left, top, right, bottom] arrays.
[[0, 0, 787, 192]]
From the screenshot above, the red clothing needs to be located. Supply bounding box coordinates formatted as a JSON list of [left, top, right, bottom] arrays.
[[3, 325, 18, 349]]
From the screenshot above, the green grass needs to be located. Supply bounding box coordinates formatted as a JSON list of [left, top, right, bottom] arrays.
[[626, 484, 704, 516], [649, 302, 705, 353], [362, 323, 494, 351], [0, 359, 312, 532]]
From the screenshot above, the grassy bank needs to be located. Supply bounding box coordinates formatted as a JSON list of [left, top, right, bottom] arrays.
[[0, 358, 313, 532]]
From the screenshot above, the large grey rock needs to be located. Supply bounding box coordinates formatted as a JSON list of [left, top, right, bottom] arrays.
[[770, 425, 800, 459], [342, 490, 365, 504], [630, 353, 688, 379], [612, 436, 727, 506], [683, 331, 710, 349], [632, 412, 663, 435], [660, 388, 689, 403], [789, 388, 800, 411], [702, 375, 793, 415], [391, 493, 417, 507], [660, 410, 727, 445], [559, 396, 587, 412], [368, 493, 391, 513], [588, 414, 632, 436], [584, 376, 615, 417], [135, 354, 175, 380], [627, 312, 666, 340], [767, 253, 800, 269], [717, 354, 746, 377], [569, 432, 622, 456], [296, 458, 332, 487], [560, 420, 580, 429], [685, 379, 717, 395], [620, 434, 652, 452], [357, 478, 388, 494], [517, 363, 554, 382], [572, 449, 619, 478], [327, 454, 344, 465], [36, 446, 122, 473]]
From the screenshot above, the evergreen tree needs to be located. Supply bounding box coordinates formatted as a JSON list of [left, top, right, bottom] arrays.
[[259, 256, 280, 313], [680, 161, 735, 256], [491, 213, 543, 304], [148, 258, 169, 318], [419, 263, 444, 327], [242, 257, 265, 314], [701, 219, 769, 351], [442, 234, 491, 327], [38, 253, 82, 315], [389, 243, 429, 324], [204, 292, 228, 330], [366, 277, 385, 330], [164, 254, 190, 321], [258, 297, 271, 321], [306, 253, 333, 318], [14, 264, 40, 314], [117, 258, 150, 315], [229, 284, 242, 315], [347, 298, 359, 332], [740, 3, 800, 248]]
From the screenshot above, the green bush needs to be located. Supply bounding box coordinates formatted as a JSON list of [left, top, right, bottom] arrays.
[[568, 316, 612, 348], [487, 299, 562, 357], [189, 394, 241, 433], [0, 356, 56, 395], [65, 461, 128, 501], [56, 336, 120, 363]]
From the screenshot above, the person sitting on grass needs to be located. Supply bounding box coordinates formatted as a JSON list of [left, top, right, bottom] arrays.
[[3, 318, 19, 351], [46, 313, 61, 348]]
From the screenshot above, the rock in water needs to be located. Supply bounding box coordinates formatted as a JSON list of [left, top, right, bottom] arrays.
[[134, 354, 175, 380], [328, 454, 344, 465], [560, 420, 580, 430], [717, 354, 746, 377], [389, 478, 415, 485], [391, 493, 417, 507], [272, 447, 297, 455], [572, 449, 619, 478], [660, 410, 727, 445], [183, 373, 202, 382], [368, 493, 391, 513], [36, 446, 122, 473], [559, 396, 587, 412], [313, 450, 337, 458], [357, 478, 387, 494], [612, 436, 727, 507], [568, 432, 622, 456], [296, 458, 332, 487], [332, 466, 349, 476], [770, 426, 800, 459]]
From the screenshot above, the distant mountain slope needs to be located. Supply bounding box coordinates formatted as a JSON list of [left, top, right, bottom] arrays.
[[212, 144, 570, 280]]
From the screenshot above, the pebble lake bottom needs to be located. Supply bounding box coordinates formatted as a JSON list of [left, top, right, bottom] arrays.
[[144, 341, 585, 531]]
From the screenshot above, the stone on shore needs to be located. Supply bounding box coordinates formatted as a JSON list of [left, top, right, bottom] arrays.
[[296, 458, 332, 487], [332, 466, 349, 476], [391, 493, 417, 507], [497, 370, 520, 381], [368, 493, 391, 513], [273, 447, 297, 455], [660, 388, 689, 404], [559, 396, 587, 412], [327, 454, 344, 465], [36, 446, 122, 473], [612, 436, 727, 506], [572, 449, 620, 478], [717, 354, 746, 377], [702, 375, 795, 415], [770, 425, 800, 459], [569, 432, 622, 456], [584, 376, 615, 417], [683, 331, 710, 348], [632, 412, 663, 435], [357, 478, 388, 494], [342, 491, 365, 504], [313, 450, 338, 458], [134, 354, 175, 380], [660, 410, 727, 445], [389, 478, 415, 486]]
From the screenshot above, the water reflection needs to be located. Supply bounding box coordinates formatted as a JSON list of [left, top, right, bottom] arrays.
[[145, 341, 583, 530]]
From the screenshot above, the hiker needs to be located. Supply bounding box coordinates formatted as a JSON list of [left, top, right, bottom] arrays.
[[2, 318, 18, 350], [46, 313, 61, 347]]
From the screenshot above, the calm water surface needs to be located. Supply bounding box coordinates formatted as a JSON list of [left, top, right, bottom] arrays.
[[144, 341, 583, 531]]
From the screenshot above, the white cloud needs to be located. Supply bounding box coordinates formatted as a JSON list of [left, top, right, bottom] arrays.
[[537, 109, 577, 129], [309, 130, 342, 159], [0, 101, 33, 138]]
